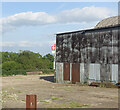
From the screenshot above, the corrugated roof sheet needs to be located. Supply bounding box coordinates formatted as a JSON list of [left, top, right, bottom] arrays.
[[95, 16, 119, 28]]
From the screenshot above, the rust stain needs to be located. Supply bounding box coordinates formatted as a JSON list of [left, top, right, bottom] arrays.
[[63, 63, 70, 81], [26, 94, 37, 110], [72, 63, 80, 83]]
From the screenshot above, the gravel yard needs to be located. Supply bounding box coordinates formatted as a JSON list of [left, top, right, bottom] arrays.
[[1, 74, 118, 108]]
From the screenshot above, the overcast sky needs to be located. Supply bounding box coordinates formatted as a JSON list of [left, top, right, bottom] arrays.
[[1, 2, 118, 55]]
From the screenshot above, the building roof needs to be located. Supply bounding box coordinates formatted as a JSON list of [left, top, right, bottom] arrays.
[[56, 16, 120, 35], [95, 16, 119, 29]]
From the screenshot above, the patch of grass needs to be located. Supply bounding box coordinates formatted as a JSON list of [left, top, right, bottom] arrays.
[[90, 82, 117, 88], [40, 100, 50, 103], [69, 101, 89, 108], [99, 83, 105, 87], [21, 99, 26, 102], [51, 97, 60, 100], [53, 101, 89, 108], [47, 109, 67, 110], [1, 90, 18, 103], [17, 90, 22, 93]]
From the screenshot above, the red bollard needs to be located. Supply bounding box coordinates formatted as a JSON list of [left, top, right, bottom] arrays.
[[26, 94, 37, 110]]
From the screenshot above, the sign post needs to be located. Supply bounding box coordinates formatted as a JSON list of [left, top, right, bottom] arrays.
[[51, 44, 56, 70], [26, 94, 37, 110]]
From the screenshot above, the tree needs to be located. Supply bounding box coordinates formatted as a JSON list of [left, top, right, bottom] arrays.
[[1, 50, 54, 75], [2, 52, 19, 63], [2, 61, 22, 71], [17, 50, 43, 70], [43, 54, 54, 62], [43, 54, 54, 69]]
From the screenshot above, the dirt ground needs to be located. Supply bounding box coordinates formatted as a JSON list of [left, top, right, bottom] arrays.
[[1, 74, 118, 108]]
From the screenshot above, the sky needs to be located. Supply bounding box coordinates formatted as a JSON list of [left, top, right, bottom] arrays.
[[0, 2, 118, 55]]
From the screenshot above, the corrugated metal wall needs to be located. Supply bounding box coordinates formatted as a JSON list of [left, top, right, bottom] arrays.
[[56, 63, 63, 83], [56, 26, 119, 84]]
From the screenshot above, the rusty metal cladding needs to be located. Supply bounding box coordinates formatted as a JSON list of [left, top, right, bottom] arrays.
[[84, 63, 89, 83], [100, 64, 110, 82], [56, 62, 63, 83], [56, 35, 63, 62], [79, 33, 85, 63], [67, 34, 73, 63], [89, 64, 96, 82], [62, 35, 68, 62], [112, 29, 118, 64], [89, 64, 100, 83], [72, 63, 80, 83], [95, 64, 100, 81], [111, 64, 118, 83], [106, 64, 111, 81], [63, 63, 70, 80], [56, 25, 120, 83], [118, 25, 120, 82], [70, 63, 72, 82], [80, 63, 85, 83], [72, 33, 80, 63]]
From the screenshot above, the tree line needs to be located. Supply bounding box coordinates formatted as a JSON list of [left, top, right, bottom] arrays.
[[0, 50, 54, 76]]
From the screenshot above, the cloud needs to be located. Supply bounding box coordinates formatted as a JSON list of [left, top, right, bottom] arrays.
[[57, 6, 114, 23], [18, 41, 42, 47], [3, 12, 56, 26], [0, 42, 15, 47], [1, 40, 56, 48], [0, 6, 116, 33], [1, 41, 43, 47], [1, 11, 56, 33], [48, 40, 56, 46]]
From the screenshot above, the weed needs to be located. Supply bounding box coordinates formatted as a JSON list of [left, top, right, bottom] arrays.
[[40, 100, 50, 103], [21, 99, 26, 102], [1, 90, 18, 103], [54, 101, 89, 108], [17, 90, 22, 93], [69, 101, 89, 108], [99, 83, 105, 87], [51, 97, 60, 100]]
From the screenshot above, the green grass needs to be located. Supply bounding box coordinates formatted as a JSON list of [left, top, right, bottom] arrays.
[[52, 101, 89, 108], [1, 90, 18, 103], [57, 101, 89, 108], [47, 109, 67, 110], [99, 83, 105, 87], [40, 100, 50, 103], [21, 99, 26, 102], [69, 101, 89, 108], [17, 90, 22, 93], [51, 97, 60, 100]]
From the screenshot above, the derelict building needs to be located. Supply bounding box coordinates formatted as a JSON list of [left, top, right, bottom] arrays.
[[55, 16, 120, 84]]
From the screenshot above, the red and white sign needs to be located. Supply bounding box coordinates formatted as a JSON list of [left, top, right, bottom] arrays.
[[54, 44, 56, 47], [51, 46, 55, 50]]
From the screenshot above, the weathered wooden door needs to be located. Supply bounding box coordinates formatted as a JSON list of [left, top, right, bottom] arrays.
[[72, 63, 80, 83], [63, 63, 70, 81]]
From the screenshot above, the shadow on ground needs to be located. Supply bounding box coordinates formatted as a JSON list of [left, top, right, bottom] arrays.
[[39, 75, 54, 82]]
